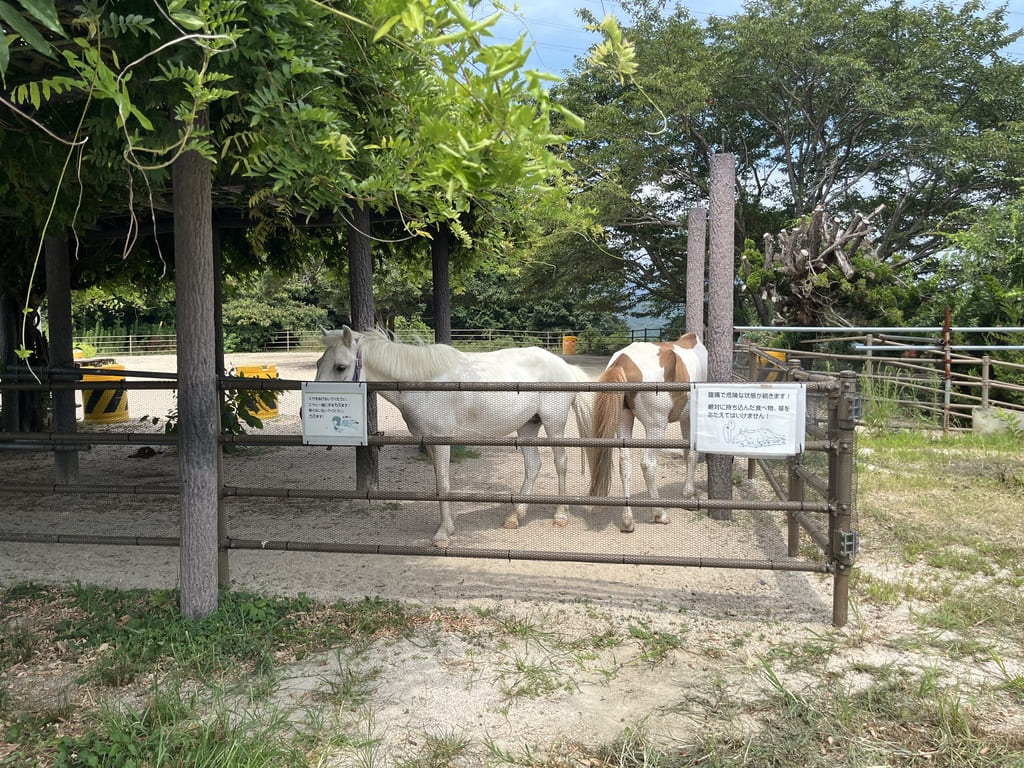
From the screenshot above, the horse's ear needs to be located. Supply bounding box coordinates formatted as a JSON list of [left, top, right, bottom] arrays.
[[341, 325, 354, 346]]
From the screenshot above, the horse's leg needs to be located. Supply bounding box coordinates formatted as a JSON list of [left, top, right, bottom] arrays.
[[617, 408, 635, 533], [427, 444, 455, 546], [679, 402, 698, 498], [504, 421, 542, 530], [640, 418, 668, 524], [549, 423, 570, 527]]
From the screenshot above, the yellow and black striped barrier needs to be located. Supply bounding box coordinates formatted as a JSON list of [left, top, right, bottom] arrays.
[[82, 364, 130, 424], [757, 350, 788, 382], [236, 365, 279, 419]]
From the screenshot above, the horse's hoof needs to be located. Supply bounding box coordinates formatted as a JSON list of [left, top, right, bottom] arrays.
[[620, 525, 635, 533], [432, 537, 449, 548], [502, 516, 520, 530], [653, 515, 670, 525]]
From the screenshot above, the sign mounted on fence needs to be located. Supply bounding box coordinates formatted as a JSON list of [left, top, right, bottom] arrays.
[[690, 383, 806, 457], [301, 382, 368, 446]]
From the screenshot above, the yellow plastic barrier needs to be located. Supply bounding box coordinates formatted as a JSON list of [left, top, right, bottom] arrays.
[[236, 364, 279, 419], [82, 365, 130, 424], [757, 350, 788, 382], [562, 335, 578, 355]]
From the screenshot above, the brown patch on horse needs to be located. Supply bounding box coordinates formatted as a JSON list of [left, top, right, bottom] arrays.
[[674, 332, 699, 350], [600, 353, 642, 411], [657, 338, 696, 422]]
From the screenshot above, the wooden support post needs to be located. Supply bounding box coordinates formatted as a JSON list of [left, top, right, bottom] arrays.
[[44, 234, 79, 483], [706, 153, 736, 520], [686, 207, 707, 338], [348, 204, 379, 490], [431, 225, 452, 345], [830, 370, 859, 628], [174, 125, 222, 620]]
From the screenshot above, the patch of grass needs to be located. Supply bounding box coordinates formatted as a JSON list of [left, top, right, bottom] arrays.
[[912, 585, 1024, 644], [51, 587, 418, 686], [497, 654, 574, 700], [923, 546, 997, 576], [572, 660, 1024, 768], [4, 692, 77, 752], [493, 612, 555, 648], [627, 620, 686, 664], [314, 661, 380, 709], [395, 728, 472, 768], [993, 653, 1024, 705], [852, 569, 904, 606], [44, 683, 310, 768], [762, 629, 838, 670], [0, 624, 44, 669]]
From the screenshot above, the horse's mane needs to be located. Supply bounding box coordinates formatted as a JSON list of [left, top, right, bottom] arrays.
[[325, 327, 468, 381]]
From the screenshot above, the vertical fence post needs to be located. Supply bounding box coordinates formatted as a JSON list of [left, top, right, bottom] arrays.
[[787, 358, 805, 557], [981, 355, 990, 408], [830, 370, 859, 628], [943, 308, 952, 434], [744, 340, 757, 479], [787, 455, 804, 558]]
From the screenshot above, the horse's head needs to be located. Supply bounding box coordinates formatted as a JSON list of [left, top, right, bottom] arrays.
[[316, 326, 363, 382]]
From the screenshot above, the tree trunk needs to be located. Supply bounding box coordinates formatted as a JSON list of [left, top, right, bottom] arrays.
[[706, 154, 736, 520], [686, 207, 707, 338], [174, 130, 222, 620], [0, 293, 21, 433], [44, 235, 79, 482], [431, 226, 452, 344], [348, 204, 379, 489]]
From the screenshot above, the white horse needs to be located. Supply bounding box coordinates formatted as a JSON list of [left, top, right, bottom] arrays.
[[316, 327, 593, 546], [587, 333, 709, 532]]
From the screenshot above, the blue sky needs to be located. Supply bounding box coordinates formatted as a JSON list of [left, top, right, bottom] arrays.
[[478, 0, 1024, 78]]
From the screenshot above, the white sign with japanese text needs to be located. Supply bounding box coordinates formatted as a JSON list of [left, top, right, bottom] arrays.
[[690, 383, 806, 457], [301, 381, 368, 446]]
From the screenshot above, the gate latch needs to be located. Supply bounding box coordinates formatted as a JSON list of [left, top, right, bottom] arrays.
[[837, 529, 859, 559], [840, 393, 863, 423]]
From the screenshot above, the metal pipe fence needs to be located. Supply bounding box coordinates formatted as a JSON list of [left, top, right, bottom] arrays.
[[0, 363, 856, 625], [734, 329, 1024, 432]]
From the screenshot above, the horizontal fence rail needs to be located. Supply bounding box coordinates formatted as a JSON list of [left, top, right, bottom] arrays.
[[734, 327, 1024, 432], [2, 362, 856, 626]]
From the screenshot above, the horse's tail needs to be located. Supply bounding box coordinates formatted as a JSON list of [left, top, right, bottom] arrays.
[[588, 366, 626, 497], [568, 365, 594, 477]]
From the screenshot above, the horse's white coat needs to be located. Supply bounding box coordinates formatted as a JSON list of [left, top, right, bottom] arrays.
[[315, 327, 592, 546], [588, 335, 709, 532]]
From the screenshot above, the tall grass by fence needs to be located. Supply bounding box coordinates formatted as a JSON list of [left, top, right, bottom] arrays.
[[738, 326, 1024, 433]]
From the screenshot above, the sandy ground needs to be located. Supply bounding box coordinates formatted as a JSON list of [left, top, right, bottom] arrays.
[[0, 349, 844, 762]]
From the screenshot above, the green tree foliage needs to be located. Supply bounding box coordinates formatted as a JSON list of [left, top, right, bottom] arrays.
[[940, 196, 1024, 329], [1, 0, 589, 357], [548, 0, 1024, 327]]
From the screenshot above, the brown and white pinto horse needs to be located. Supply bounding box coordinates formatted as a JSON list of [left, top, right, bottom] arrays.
[[587, 334, 709, 532]]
